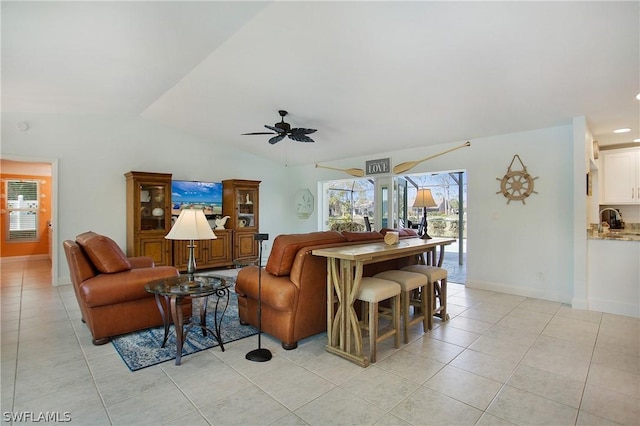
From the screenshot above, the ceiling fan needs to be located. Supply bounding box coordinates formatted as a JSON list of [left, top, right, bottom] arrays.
[[242, 110, 317, 144]]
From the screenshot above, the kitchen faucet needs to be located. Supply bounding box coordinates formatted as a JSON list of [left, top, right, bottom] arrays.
[[598, 208, 622, 232]]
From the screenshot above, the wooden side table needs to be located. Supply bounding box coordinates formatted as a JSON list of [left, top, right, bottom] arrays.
[[145, 275, 230, 365]]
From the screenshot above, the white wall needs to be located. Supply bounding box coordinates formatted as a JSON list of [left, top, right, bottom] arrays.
[[1, 112, 580, 306], [468, 126, 574, 302], [1, 112, 293, 284], [286, 125, 576, 303]]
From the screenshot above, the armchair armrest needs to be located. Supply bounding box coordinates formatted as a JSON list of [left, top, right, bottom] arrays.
[[128, 256, 155, 269], [80, 266, 179, 307], [236, 266, 297, 311]]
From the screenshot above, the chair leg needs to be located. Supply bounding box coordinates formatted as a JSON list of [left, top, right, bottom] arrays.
[[92, 337, 110, 345], [281, 342, 298, 350], [369, 301, 378, 363], [433, 280, 438, 313], [432, 277, 449, 323], [440, 277, 448, 321], [393, 294, 400, 349], [402, 291, 410, 344], [426, 281, 434, 330], [361, 300, 369, 324], [420, 285, 429, 332]]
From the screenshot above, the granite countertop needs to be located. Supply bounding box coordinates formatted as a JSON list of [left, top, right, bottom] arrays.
[[588, 223, 640, 241], [588, 230, 640, 241]]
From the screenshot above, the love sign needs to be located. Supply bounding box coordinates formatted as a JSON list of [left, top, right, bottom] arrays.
[[366, 158, 391, 175]]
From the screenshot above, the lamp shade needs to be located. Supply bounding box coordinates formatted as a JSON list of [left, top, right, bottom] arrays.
[[413, 188, 437, 208], [165, 209, 216, 241]]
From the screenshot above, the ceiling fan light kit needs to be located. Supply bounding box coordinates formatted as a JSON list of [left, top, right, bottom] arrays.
[[242, 110, 317, 144]]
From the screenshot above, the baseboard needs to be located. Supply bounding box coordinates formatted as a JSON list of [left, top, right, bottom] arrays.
[[56, 276, 72, 286], [571, 298, 588, 311], [588, 298, 639, 318], [465, 279, 570, 304], [0, 254, 50, 263]]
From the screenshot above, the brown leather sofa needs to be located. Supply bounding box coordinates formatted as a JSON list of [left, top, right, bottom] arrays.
[[63, 231, 188, 345], [235, 229, 419, 349]]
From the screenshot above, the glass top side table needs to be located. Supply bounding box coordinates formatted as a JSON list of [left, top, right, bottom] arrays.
[[145, 275, 230, 365]]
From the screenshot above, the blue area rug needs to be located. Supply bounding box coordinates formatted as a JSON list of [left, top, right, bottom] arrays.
[[112, 290, 257, 371]]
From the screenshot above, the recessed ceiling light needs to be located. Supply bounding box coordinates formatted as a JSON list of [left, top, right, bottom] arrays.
[[613, 128, 631, 133], [637, 93, 640, 100]]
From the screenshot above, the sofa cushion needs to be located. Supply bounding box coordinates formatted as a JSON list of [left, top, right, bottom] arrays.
[[379, 228, 419, 238], [266, 231, 346, 277], [76, 231, 132, 273], [342, 231, 384, 242]]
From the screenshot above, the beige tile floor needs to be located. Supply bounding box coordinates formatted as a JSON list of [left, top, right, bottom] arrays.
[[1, 259, 639, 425]]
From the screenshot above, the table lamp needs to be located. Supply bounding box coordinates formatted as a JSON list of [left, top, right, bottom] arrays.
[[165, 208, 216, 279], [413, 188, 437, 239]]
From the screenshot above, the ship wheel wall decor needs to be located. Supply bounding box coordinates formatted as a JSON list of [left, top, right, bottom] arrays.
[[496, 154, 538, 204]]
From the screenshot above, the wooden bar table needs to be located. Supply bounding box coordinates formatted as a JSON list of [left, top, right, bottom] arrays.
[[312, 237, 455, 367]]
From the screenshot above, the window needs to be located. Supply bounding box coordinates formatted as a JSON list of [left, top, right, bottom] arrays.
[[5, 179, 39, 242], [405, 171, 466, 238], [325, 179, 374, 230]]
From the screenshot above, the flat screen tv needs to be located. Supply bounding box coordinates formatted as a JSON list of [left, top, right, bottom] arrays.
[[171, 180, 223, 218]]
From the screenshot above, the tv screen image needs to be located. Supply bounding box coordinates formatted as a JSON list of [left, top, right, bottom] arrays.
[[171, 180, 223, 217]]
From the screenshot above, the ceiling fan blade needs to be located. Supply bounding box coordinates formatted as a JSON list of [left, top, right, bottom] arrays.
[[290, 128, 317, 135], [242, 132, 276, 135], [288, 134, 315, 143], [269, 134, 285, 144], [265, 125, 286, 134]]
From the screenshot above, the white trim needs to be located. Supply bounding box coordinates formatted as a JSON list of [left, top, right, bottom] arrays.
[[0, 154, 59, 286], [588, 297, 640, 318], [571, 297, 588, 310], [465, 279, 570, 304]]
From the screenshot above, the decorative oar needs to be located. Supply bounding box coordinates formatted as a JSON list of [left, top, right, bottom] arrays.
[[315, 164, 365, 177], [393, 141, 471, 174]]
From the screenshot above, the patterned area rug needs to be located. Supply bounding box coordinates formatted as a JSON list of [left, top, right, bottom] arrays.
[[112, 289, 257, 371]]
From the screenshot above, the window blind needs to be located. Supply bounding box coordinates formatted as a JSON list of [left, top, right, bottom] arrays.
[[6, 180, 39, 242]]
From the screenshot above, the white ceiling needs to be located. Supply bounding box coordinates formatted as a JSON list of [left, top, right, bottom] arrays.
[[3, 1, 639, 166]]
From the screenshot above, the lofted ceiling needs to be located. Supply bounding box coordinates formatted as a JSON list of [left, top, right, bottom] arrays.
[[2, 1, 639, 166]]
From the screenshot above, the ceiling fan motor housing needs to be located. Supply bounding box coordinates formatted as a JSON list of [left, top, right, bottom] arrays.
[[275, 121, 291, 132], [243, 109, 316, 143]]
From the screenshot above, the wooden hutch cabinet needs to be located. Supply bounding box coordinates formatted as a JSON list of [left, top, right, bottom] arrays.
[[125, 171, 173, 266], [223, 179, 261, 259], [172, 229, 232, 271]]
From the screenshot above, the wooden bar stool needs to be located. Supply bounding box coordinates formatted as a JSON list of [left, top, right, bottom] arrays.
[[373, 270, 430, 343], [356, 277, 401, 363], [401, 265, 449, 326]]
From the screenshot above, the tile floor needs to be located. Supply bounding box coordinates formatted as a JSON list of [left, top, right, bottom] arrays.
[[1, 259, 639, 425]]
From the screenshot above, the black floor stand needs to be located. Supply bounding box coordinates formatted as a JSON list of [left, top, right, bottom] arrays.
[[246, 233, 272, 362]]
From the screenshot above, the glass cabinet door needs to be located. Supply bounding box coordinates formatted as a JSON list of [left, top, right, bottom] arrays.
[[236, 187, 257, 229], [139, 183, 168, 231]]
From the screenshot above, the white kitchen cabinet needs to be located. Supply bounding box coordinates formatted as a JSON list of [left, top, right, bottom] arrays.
[[601, 147, 640, 204]]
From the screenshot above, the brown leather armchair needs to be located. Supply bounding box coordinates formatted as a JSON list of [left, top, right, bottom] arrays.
[[63, 231, 188, 345]]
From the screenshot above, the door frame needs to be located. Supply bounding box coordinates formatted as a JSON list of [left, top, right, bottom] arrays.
[[0, 154, 58, 286]]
